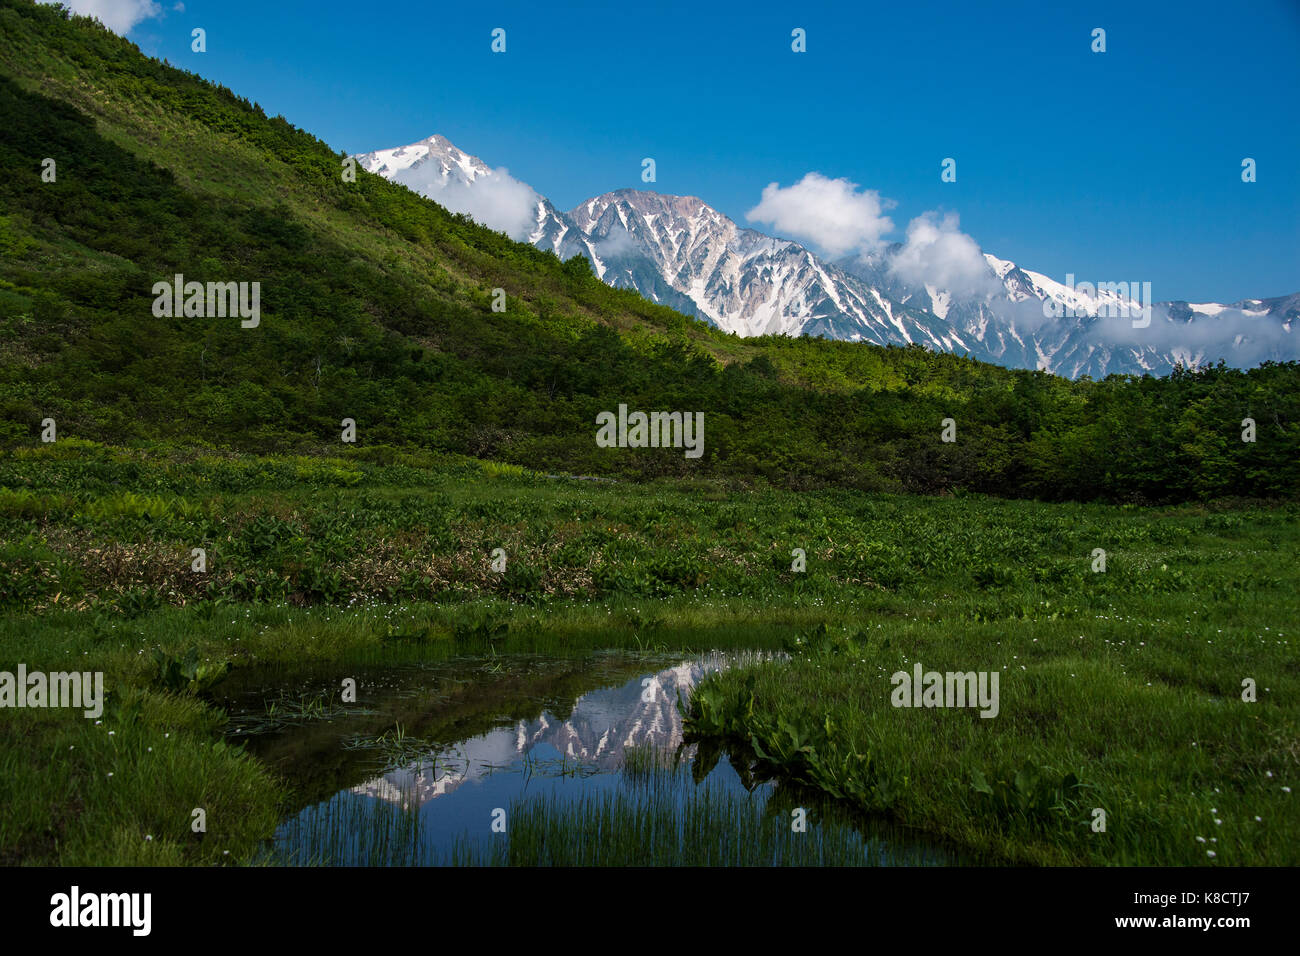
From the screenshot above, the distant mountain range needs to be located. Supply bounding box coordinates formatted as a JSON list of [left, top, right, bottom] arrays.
[[356, 135, 1298, 379]]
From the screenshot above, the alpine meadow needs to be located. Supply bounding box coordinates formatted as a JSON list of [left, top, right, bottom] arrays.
[[1, 0, 1298, 905]]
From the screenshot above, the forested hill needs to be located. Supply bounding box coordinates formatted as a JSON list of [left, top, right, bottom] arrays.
[[0, 0, 1296, 501]]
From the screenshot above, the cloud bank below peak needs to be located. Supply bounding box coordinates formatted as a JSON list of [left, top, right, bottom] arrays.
[[396, 163, 541, 242]]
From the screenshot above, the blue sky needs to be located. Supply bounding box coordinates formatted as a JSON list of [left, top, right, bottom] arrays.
[[103, 0, 1300, 301]]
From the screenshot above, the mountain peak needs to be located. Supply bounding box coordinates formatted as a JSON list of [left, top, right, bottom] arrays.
[[354, 133, 491, 184], [355, 132, 1298, 377]]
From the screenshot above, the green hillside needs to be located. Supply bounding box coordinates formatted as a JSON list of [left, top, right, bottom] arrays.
[[1, 0, 1297, 501]]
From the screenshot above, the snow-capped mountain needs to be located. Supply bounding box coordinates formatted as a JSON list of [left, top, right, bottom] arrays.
[[354, 133, 490, 185], [559, 189, 969, 347], [355, 136, 959, 346], [845, 251, 1298, 378], [355, 134, 1297, 379], [355, 134, 575, 247]]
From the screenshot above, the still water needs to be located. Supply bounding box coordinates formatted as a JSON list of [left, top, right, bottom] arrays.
[[219, 651, 955, 865]]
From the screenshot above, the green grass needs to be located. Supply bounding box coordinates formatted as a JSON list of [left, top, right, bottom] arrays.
[[3, 441, 1294, 620], [1, 442, 1296, 865], [0, 686, 280, 865], [684, 607, 1299, 865], [1, 2, 1296, 868]]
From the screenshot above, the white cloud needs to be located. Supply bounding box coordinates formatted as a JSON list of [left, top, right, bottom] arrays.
[[49, 0, 163, 34], [593, 225, 638, 259], [394, 165, 541, 242], [887, 212, 999, 298], [746, 173, 894, 258], [1088, 304, 1292, 365]]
